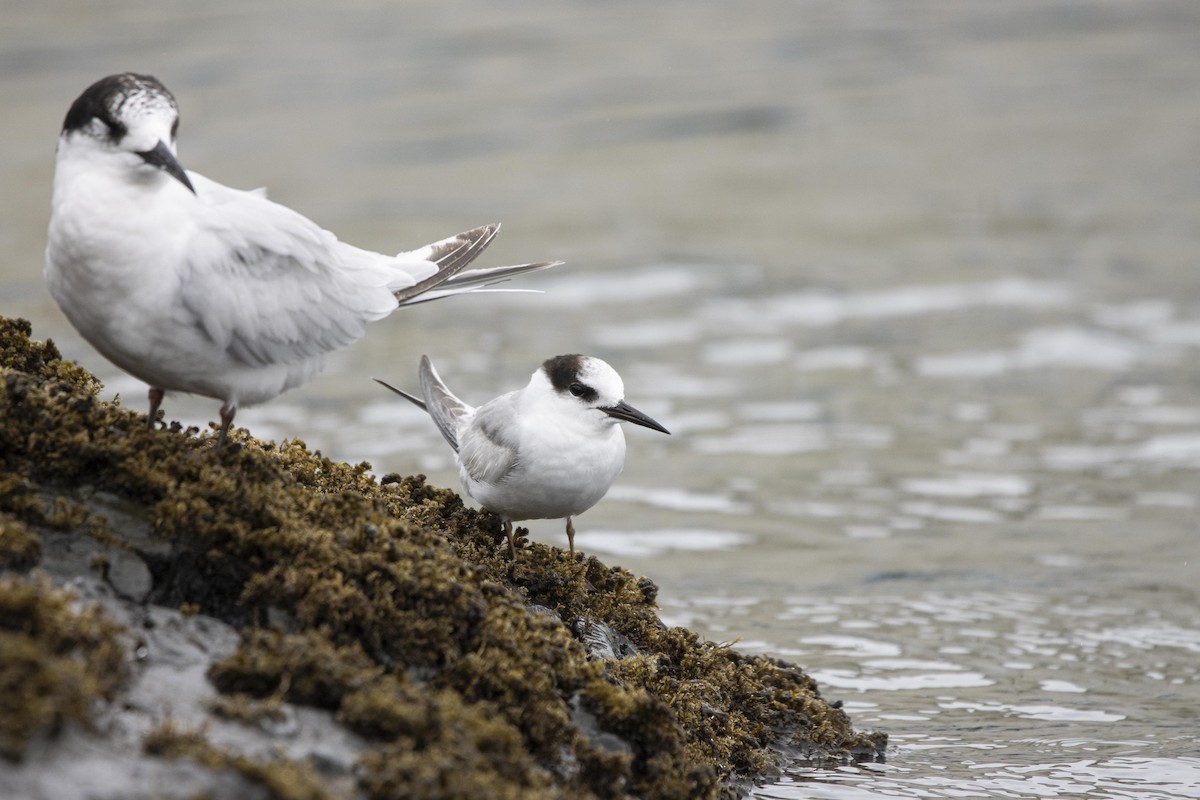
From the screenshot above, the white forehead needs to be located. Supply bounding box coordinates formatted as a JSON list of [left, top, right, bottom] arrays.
[[577, 357, 625, 400], [116, 88, 177, 124], [114, 89, 178, 145]]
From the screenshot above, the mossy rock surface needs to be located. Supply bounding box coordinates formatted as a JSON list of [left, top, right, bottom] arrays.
[[0, 315, 885, 798]]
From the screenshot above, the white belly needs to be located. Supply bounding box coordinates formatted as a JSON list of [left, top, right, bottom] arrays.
[[464, 427, 627, 522]]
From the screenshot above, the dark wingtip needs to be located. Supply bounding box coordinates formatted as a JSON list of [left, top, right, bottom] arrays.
[[373, 377, 427, 411], [392, 225, 501, 304]]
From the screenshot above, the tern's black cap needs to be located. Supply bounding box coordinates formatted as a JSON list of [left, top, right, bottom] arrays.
[[62, 73, 174, 140], [542, 354, 599, 402]]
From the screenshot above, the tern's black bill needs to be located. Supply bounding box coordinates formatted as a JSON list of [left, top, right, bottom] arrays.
[[601, 401, 670, 434], [138, 140, 195, 194]]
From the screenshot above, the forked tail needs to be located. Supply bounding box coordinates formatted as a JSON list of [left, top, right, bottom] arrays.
[[392, 223, 561, 306]]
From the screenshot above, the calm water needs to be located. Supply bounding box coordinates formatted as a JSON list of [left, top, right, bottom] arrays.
[[2, 2, 1198, 797]]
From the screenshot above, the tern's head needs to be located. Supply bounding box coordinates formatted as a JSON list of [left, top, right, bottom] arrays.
[[59, 72, 195, 194], [537, 354, 670, 434]]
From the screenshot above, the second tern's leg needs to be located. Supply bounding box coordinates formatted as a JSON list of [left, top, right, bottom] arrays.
[[216, 402, 237, 449], [146, 387, 164, 429], [565, 517, 576, 558], [503, 519, 516, 558]]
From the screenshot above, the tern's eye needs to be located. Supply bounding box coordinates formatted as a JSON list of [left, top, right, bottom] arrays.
[[568, 382, 588, 398], [85, 118, 110, 138], [86, 115, 126, 144]]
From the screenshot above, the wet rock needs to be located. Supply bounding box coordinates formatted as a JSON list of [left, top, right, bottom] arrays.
[[0, 315, 886, 799], [571, 615, 641, 660]]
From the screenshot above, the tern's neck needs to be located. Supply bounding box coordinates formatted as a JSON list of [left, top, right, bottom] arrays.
[[53, 136, 194, 212], [47, 136, 198, 294]]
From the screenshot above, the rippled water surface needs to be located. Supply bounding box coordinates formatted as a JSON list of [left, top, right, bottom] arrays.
[[2, 2, 1198, 797]]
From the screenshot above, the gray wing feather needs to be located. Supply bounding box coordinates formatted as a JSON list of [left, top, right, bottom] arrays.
[[400, 259, 564, 305], [391, 224, 500, 305], [417, 356, 472, 453], [180, 173, 430, 369], [379, 357, 520, 485], [458, 395, 521, 486], [395, 222, 563, 306]]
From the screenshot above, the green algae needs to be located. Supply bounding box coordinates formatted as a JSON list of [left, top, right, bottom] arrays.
[[209, 628, 383, 708], [144, 720, 333, 800], [0, 574, 127, 762], [0, 315, 886, 797], [207, 690, 289, 728], [347, 675, 558, 800], [0, 515, 42, 571]]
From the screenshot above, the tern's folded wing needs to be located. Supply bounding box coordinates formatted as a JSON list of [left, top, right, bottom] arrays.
[[417, 355, 471, 453], [458, 396, 521, 487], [178, 174, 438, 368]]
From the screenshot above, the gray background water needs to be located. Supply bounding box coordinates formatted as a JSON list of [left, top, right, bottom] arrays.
[[2, 2, 1198, 796]]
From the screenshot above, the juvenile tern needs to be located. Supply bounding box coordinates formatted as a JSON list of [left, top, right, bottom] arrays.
[[375, 354, 670, 557], [45, 73, 560, 447]]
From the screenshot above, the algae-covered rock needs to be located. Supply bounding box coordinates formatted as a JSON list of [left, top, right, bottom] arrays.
[[0, 315, 885, 799], [0, 574, 127, 762]]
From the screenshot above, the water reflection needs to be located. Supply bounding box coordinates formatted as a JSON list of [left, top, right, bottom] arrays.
[[762, 757, 1200, 800], [658, 590, 1200, 798]]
